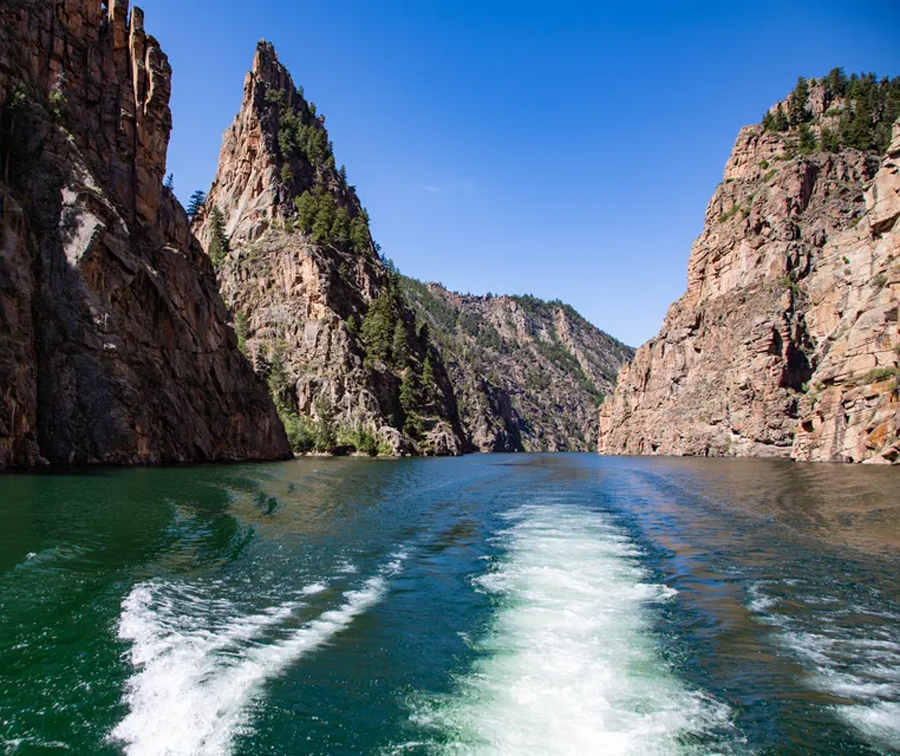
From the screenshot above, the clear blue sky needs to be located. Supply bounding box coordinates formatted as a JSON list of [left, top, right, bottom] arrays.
[[137, 0, 899, 347]]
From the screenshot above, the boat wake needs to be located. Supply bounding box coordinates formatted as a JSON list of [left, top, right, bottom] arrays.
[[748, 580, 900, 753], [109, 553, 406, 756], [400, 501, 733, 755]]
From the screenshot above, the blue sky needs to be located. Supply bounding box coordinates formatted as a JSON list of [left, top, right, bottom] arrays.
[[138, 0, 899, 347]]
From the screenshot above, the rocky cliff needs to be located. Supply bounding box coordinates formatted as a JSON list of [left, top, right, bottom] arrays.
[[197, 43, 466, 456], [403, 280, 633, 451], [599, 74, 900, 463], [0, 0, 290, 468]]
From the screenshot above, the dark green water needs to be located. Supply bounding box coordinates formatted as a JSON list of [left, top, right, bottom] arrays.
[[1, 454, 899, 755]]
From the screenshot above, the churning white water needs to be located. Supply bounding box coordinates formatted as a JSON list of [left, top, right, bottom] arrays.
[[404, 501, 731, 755], [110, 553, 406, 756], [748, 580, 900, 753]]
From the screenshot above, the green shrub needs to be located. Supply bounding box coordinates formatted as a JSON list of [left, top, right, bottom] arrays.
[[281, 411, 317, 453], [862, 366, 900, 384], [338, 425, 379, 456], [234, 311, 250, 354], [264, 87, 285, 108], [48, 89, 67, 122]]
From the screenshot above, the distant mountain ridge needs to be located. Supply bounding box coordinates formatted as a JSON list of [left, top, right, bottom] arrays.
[[403, 279, 634, 451]]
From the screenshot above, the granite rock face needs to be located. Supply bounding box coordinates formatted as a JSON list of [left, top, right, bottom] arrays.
[[403, 281, 633, 451], [599, 84, 900, 463], [793, 124, 900, 463], [0, 0, 290, 469], [198, 43, 466, 456]]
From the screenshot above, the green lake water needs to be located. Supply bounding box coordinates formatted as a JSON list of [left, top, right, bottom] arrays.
[[1, 454, 899, 754]]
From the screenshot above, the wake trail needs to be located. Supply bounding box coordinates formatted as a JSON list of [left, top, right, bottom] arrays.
[[110, 552, 407, 756], [401, 501, 732, 755]]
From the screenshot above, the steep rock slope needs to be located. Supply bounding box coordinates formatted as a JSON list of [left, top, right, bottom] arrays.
[[403, 280, 634, 451], [197, 44, 465, 456], [600, 74, 900, 463], [0, 0, 289, 469]]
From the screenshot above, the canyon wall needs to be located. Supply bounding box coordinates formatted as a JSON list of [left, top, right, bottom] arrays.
[[600, 78, 900, 463], [0, 0, 290, 468]]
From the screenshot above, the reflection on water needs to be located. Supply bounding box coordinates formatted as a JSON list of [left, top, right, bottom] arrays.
[[632, 456, 900, 556]]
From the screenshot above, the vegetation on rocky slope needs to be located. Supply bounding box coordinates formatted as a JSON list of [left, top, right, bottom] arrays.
[[402, 279, 634, 451], [199, 43, 466, 457], [761, 69, 900, 155]]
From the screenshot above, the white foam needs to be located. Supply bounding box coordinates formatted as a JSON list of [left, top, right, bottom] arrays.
[[840, 701, 900, 752], [747, 583, 900, 751], [406, 503, 730, 755], [110, 557, 403, 756]]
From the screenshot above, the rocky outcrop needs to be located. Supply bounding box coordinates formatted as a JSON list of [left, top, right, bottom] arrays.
[[403, 280, 633, 451], [198, 43, 466, 456], [600, 78, 900, 464], [0, 0, 290, 468], [793, 124, 900, 462]]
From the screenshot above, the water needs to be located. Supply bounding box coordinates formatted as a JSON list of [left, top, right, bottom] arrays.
[[0, 455, 898, 755]]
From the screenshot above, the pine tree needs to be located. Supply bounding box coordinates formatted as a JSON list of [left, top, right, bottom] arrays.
[[798, 123, 818, 153], [399, 370, 418, 416], [773, 104, 789, 131], [825, 67, 848, 98], [820, 126, 838, 152], [399, 371, 422, 436], [349, 215, 370, 254], [311, 193, 336, 245], [361, 291, 396, 367], [392, 320, 409, 368], [187, 190, 206, 220], [788, 76, 810, 125], [421, 355, 436, 403], [295, 191, 318, 234], [313, 397, 336, 451], [266, 352, 294, 414], [207, 205, 230, 266], [331, 207, 351, 248], [164, 173, 174, 191]]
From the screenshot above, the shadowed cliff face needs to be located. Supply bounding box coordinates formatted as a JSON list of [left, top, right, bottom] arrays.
[[403, 280, 634, 452], [197, 43, 466, 456], [600, 78, 900, 464], [0, 0, 290, 468]]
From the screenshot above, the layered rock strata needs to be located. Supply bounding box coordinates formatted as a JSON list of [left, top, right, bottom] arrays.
[[403, 280, 633, 451], [600, 82, 900, 464], [198, 43, 466, 455], [0, 0, 290, 468]]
